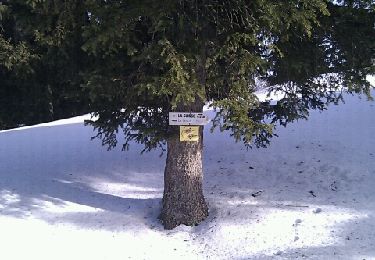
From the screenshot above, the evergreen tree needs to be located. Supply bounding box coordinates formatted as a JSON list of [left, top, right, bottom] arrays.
[[1, 0, 373, 229], [81, 0, 374, 229], [80, 0, 332, 229], [0, 1, 90, 129]]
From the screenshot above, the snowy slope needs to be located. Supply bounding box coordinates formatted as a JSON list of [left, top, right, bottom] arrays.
[[0, 89, 374, 260]]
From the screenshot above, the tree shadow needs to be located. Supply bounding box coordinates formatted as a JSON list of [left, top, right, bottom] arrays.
[[0, 122, 166, 231], [0, 177, 163, 231]]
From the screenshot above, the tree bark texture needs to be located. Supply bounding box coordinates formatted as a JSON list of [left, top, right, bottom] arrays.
[[160, 55, 208, 229], [159, 126, 209, 229]]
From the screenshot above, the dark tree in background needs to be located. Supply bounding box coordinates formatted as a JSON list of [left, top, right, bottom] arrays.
[[0, 1, 90, 128], [249, 0, 375, 143], [0, 0, 373, 229]]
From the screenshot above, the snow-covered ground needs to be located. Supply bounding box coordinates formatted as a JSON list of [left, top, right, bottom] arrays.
[[1, 89, 375, 259]]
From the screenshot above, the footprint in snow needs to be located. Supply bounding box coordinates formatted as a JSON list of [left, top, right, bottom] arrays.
[[330, 181, 338, 191], [251, 190, 263, 197], [313, 208, 322, 214]]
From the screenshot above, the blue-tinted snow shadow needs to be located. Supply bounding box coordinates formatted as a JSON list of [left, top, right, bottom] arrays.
[[0, 122, 166, 230]]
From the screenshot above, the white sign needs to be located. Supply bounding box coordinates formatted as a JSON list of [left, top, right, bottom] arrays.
[[169, 112, 209, 126]]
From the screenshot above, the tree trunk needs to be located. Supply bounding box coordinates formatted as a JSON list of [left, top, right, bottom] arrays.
[[160, 53, 208, 229], [159, 125, 208, 229]]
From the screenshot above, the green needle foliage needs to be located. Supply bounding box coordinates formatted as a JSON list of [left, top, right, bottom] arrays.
[[81, 0, 332, 151], [0, 0, 374, 151], [0, 1, 90, 129]]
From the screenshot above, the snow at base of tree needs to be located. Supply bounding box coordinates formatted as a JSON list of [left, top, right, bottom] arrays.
[[0, 88, 374, 259]]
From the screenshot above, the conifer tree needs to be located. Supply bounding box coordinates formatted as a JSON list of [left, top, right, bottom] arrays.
[[0, 1, 89, 128], [1, 0, 373, 229], [80, 0, 332, 229]]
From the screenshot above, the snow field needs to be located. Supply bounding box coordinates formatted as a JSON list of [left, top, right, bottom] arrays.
[[0, 89, 375, 259]]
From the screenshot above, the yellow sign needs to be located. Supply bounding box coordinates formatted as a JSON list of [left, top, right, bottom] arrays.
[[180, 126, 199, 142]]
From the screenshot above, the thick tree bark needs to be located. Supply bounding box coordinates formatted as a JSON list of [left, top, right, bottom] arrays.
[[159, 125, 208, 229], [160, 54, 208, 229]]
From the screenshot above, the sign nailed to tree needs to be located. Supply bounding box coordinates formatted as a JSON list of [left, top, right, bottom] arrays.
[[169, 112, 209, 126]]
